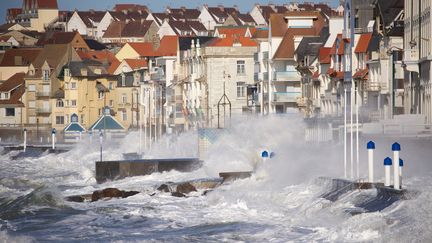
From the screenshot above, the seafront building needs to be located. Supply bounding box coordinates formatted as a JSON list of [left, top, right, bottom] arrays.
[[2, 0, 431, 141]]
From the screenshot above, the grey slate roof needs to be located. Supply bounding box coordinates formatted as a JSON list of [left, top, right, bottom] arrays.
[[295, 26, 329, 63]]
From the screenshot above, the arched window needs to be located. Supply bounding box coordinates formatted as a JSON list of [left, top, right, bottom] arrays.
[[71, 113, 78, 123], [56, 99, 64, 107]]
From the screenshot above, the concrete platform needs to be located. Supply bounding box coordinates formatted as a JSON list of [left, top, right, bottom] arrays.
[[2, 145, 71, 159], [219, 171, 253, 182], [317, 177, 416, 214], [96, 158, 202, 183]]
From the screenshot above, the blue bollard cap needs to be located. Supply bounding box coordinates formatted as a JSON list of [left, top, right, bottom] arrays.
[[399, 158, 404, 167], [51, 128, 56, 134], [261, 150, 269, 158], [367, 141, 375, 149], [384, 157, 392, 166], [270, 152, 275, 158], [23, 128, 27, 132], [392, 142, 401, 151]]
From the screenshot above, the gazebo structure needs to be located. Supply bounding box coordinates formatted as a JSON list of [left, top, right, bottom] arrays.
[[88, 107, 126, 138], [63, 113, 86, 142]]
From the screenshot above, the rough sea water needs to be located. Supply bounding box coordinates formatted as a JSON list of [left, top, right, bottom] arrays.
[[1, 115, 432, 242]]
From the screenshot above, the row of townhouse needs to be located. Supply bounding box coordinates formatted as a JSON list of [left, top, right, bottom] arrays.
[[5, 1, 342, 38]]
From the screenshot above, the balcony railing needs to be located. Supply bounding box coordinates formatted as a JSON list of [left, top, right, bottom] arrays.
[[36, 91, 51, 97], [273, 71, 301, 81], [367, 82, 380, 92], [263, 51, 269, 60], [36, 107, 51, 113], [404, 49, 419, 62], [254, 53, 259, 63], [273, 92, 301, 103]]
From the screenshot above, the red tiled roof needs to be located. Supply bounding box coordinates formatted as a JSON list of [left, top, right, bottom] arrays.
[[128, 42, 158, 57], [319, 47, 331, 64], [36, 0, 58, 9], [330, 34, 346, 55], [312, 71, 320, 80], [124, 59, 148, 70], [353, 68, 368, 79], [156, 36, 178, 56], [216, 26, 253, 37], [0, 48, 42, 66], [103, 20, 153, 38], [253, 28, 268, 39], [36, 31, 80, 46], [77, 50, 118, 65], [207, 36, 257, 47], [7, 8, 22, 18], [0, 72, 25, 107], [355, 33, 373, 53]]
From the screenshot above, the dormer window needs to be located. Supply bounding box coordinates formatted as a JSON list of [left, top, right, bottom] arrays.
[[64, 68, 70, 77], [98, 91, 105, 99], [56, 99, 64, 107], [43, 69, 50, 81]]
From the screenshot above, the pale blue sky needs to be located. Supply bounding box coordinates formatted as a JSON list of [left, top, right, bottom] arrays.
[[1, 0, 340, 24]]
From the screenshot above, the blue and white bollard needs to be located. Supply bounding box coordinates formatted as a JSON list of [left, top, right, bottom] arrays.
[[384, 157, 392, 187], [261, 150, 269, 163], [399, 158, 404, 189], [392, 142, 401, 190], [367, 141, 375, 183], [51, 128, 56, 150], [23, 128, 27, 152]]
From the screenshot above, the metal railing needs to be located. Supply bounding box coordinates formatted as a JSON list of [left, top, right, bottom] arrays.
[[273, 71, 301, 81], [36, 91, 51, 97], [273, 92, 301, 103], [404, 49, 419, 62], [36, 107, 51, 113]]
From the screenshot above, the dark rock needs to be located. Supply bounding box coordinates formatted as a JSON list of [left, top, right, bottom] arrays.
[[65, 195, 85, 202], [157, 184, 171, 192], [202, 190, 213, 196], [176, 182, 197, 194], [122, 191, 140, 198], [91, 188, 139, 202], [171, 191, 186, 197]]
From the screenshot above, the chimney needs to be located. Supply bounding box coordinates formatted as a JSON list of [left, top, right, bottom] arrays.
[[80, 68, 88, 76], [218, 5, 224, 11]]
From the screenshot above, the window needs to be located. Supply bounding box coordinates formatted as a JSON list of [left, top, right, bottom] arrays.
[[56, 116, 64, 125], [109, 82, 113, 90], [121, 74, 126, 87], [122, 110, 127, 121], [4, 93, 9, 99], [64, 83, 68, 89], [43, 70, 50, 81], [28, 84, 36, 92], [98, 91, 104, 99], [80, 114, 84, 124], [5, 108, 15, 116], [71, 100, 77, 107], [71, 82, 77, 89], [237, 60, 245, 75], [122, 94, 127, 104], [56, 99, 64, 107], [237, 82, 246, 98], [109, 100, 114, 107], [64, 68, 70, 77], [29, 101, 36, 108], [65, 100, 69, 107]]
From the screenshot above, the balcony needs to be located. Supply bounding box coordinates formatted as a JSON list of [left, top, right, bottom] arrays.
[[273, 92, 301, 103], [367, 82, 380, 92], [254, 73, 259, 82], [404, 49, 419, 72], [36, 91, 51, 97], [263, 51, 269, 60], [254, 53, 259, 63], [36, 107, 51, 114], [273, 71, 301, 82], [263, 72, 268, 81]]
